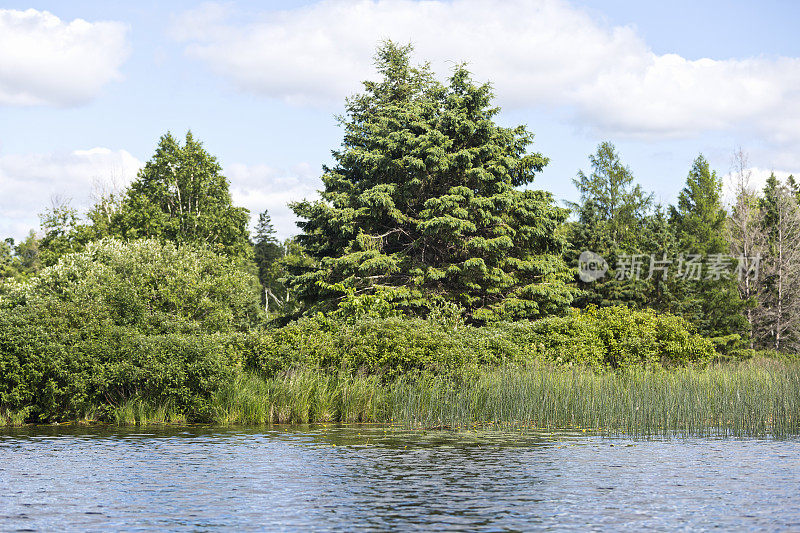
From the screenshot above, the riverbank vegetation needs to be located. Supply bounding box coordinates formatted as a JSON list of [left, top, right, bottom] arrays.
[[2, 42, 800, 433], [210, 360, 800, 437]]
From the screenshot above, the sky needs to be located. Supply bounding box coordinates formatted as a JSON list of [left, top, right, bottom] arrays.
[[2, 0, 800, 241]]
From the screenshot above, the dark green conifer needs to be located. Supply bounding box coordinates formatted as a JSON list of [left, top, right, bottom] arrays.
[[288, 42, 575, 321]]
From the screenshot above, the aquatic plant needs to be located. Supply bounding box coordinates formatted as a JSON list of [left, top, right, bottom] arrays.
[[206, 359, 800, 437]]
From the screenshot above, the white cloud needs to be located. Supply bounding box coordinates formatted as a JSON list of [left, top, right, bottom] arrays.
[[0, 9, 130, 106], [173, 0, 800, 144], [0, 148, 142, 240], [0, 146, 321, 242], [225, 162, 320, 240], [722, 167, 798, 204]]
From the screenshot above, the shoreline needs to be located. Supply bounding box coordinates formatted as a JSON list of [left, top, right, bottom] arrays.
[[5, 359, 800, 437]]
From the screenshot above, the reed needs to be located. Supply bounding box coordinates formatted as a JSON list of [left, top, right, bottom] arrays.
[[0, 406, 32, 427], [211, 370, 391, 425], [111, 398, 187, 425], [208, 359, 800, 436]]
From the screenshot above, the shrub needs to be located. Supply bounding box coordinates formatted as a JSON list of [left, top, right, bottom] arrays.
[[0, 239, 261, 422], [2, 238, 262, 335], [494, 306, 715, 370], [245, 314, 523, 379], [0, 305, 243, 422], [244, 306, 712, 379]]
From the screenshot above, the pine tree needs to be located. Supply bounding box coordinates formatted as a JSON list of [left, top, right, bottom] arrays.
[[567, 142, 654, 309], [253, 209, 285, 312], [570, 142, 652, 248], [288, 42, 575, 321], [669, 155, 747, 341]]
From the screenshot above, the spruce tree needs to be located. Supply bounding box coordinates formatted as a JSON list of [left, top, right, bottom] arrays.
[[253, 209, 286, 311], [288, 42, 575, 321], [669, 155, 747, 341]]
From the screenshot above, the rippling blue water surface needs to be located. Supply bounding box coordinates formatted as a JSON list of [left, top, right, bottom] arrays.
[[1, 426, 799, 531]]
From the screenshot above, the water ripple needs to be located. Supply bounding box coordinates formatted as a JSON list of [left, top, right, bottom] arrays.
[[1, 426, 799, 531]]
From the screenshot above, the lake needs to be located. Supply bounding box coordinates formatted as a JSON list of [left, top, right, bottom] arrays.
[[1, 425, 799, 531]]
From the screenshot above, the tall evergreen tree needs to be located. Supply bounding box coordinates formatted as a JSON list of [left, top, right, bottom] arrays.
[[288, 42, 575, 321], [568, 142, 654, 308], [111, 132, 251, 258], [669, 155, 747, 340], [570, 142, 652, 249], [253, 209, 286, 311]]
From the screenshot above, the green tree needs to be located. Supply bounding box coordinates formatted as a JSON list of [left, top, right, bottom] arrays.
[[7, 231, 42, 278], [253, 209, 286, 312], [288, 42, 575, 321], [112, 132, 251, 258], [38, 198, 95, 266], [669, 155, 747, 342], [570, 142, 653, 249], [568, 142, 654, 308], [0, 238, 15, 280], [757, 175, 800, 351]]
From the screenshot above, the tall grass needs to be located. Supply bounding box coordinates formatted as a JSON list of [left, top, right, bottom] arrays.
[[5, 359, 799, 435], [0, 406, 32, 427], [208, 360, 800, 436], [211, 371, 389, 424], [390, 360, 800, 436], [111, 398, 187, 425]]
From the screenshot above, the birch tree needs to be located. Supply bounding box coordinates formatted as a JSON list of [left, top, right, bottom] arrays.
[[726, 148, 764, 347], [759, 178, 800, 351]]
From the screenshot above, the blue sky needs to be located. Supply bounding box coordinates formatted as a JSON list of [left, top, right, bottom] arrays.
[[2, 0, 800, 240]]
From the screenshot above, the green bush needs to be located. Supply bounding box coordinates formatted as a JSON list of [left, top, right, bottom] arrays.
[[245, 314, 524, 379], [0, 239, 261, 422], [2, 238, 262, 334], [0, 323, 238, 422], [495, 306, 715, 370], [243, 306, 712, 379]]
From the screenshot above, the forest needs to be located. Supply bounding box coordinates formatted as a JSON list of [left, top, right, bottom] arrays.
[[2, 42, 799, 432]]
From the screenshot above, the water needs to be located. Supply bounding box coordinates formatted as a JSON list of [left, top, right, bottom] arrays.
[[2, 426, 799, 531]]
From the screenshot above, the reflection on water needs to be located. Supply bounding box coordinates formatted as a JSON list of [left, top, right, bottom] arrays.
[[2, 425, 800, 531]]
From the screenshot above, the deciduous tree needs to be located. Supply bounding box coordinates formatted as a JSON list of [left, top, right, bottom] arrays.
[[111, 132, 251, 259]]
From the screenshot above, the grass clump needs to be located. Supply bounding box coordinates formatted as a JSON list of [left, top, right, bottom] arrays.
[[0, 406, 32, 427], [211, 370, 388, 425], [205, 359, 800, 437], [111, 398, 187, 425]]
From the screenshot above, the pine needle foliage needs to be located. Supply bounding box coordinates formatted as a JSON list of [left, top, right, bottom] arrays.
[[289, 42, 575, 321]]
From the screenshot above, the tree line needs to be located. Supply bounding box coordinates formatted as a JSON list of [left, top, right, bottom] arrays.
[[2, 42, 798, 356]]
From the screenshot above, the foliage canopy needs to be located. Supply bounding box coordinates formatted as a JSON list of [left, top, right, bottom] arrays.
[[289, 42, 575, 321], [111, 132, 251, 258]]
